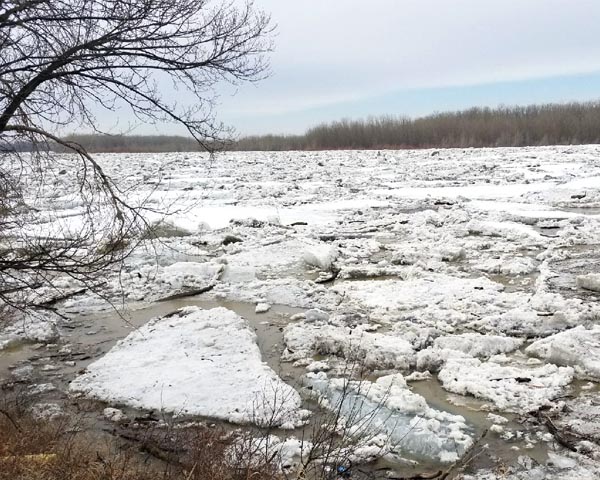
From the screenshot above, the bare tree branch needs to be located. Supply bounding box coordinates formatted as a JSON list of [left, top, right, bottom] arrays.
[[0, 0, 273, 315]]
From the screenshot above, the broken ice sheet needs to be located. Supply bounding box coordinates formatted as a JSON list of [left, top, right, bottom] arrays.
[[0, 310, 60, 350], [461, 451, 600, 479], [438, 357, 574, 414], [306, 372, 473, 463], [70, 307, 308, 428], [283, 320, 416, 371], [526, 325, 600, 380]]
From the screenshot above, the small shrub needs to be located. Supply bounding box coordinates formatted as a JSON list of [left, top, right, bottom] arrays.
[[0, 403, 281, 480]]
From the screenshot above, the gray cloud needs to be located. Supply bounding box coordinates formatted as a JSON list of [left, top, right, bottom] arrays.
[[218, 0, 600, 121], [85, 1, 600, 136]]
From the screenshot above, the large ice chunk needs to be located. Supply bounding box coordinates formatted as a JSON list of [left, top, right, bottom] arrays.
[[70, 307, 305, 428], [438, 357, 574, 413], [334, 275, 507, 326], [283, 321, 415, 370], [0, 311, 60, 350], [302, 243, 338, 271], [307, 373, 473, 463], [525, 326, 600, 380], [118, 261, 223, 301], [467, 220, 544, 242], [416, 333, 523, 372], [577, 273, 600, 292], [473, 256, 536, 275], [433, 333, 524, 358]]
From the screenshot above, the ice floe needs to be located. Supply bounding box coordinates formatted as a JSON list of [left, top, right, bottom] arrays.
[[526, 326, 600, 380], [438, 357, 574, 413], [0, 310, 60, 350], [307, 372, 473, 463], [70, 307, 307, 428]]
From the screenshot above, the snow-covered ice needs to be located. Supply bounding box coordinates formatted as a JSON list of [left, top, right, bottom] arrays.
[[70, 307, 306, 428], [432, 333, 524, 358], [438, 357, 574, 413], [307, 372, 473, 463], [283, 320, 415, 370], [462, 452, 600, 479], [302, 243, 338, 271], [0, 310, 60, 349], [7, 145, 600, 475], [526, 326, 600, 380]]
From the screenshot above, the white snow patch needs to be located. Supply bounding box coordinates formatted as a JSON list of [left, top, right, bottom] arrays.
[[71, 307, 306, 428], [526, 326, 600, 380], [103, 407, 127, 423], [577, 273, 600, 292], [308, 372, 473, 463], [438, 357, 574, 413], [0, 311, 60, 350]]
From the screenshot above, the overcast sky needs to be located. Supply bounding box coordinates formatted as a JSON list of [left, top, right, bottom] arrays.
[[124, 0, 600, 136]]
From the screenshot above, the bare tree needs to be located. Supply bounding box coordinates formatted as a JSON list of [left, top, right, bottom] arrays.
[[0, 0, 272, 313]]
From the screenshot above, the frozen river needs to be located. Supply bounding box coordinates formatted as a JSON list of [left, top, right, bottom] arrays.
[[3, 145, 600, 478]]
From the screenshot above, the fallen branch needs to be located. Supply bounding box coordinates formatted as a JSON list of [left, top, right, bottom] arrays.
[[0, 408, 22, 433], [157, 283, 215, 302], [35, 287, 89, 307], [440, 429, 488, 480], [536, 412, 578, 452]]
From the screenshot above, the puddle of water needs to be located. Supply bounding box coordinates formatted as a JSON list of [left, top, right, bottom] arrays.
[[410, 378, 550, 470], [559, 207, 600, 216], [487, 272, 538, 293], [0, 297, 305, 403], [0, 293, 590, 477]]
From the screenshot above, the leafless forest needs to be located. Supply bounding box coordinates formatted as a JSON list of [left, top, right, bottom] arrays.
[[39, 101, 600, 153], [236, 101, 600, 150]]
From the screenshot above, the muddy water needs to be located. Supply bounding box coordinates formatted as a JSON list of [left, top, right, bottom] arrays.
[[0, 297, 304, 386], [0, 343, 37, 377], [0, 295, 573, 477], [487, 272, 538, 293], [0, 297, 311, 466], [411, 378, 549, 468], [559, 206, 600, 216]]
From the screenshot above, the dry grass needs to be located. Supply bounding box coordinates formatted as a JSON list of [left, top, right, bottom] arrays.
[[0, 406, 281, 480]]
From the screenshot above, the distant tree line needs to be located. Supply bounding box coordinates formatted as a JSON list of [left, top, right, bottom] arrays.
[[234, 101, 600, 150], [39, 101, 600, 153], [56, 134, 203, 153]]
